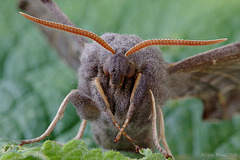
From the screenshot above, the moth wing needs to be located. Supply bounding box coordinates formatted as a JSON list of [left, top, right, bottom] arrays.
[[168, 42, 240, 120]]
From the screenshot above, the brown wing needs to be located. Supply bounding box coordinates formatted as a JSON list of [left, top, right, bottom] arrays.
[[168, 42, 240, 120]]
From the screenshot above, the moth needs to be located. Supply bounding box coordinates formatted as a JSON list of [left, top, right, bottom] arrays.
[[18, 1, 240, 159]]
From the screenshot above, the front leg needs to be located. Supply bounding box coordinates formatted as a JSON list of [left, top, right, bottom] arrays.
[[115, 73, 142, 142], [20, 89, 100, 146], [69, 90, 100, 120], [93, 78, 138, 148], [115, 71, 153, 143], [20, 90, 79, 145]]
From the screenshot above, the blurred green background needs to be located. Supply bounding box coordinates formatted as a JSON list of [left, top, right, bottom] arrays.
[[0, 0, 240, 159]]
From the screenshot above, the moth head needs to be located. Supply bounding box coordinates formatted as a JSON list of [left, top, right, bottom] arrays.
[[103, 54, 136, 87]]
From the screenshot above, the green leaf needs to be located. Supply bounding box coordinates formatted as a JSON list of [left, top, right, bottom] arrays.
[[83, 149, 104, 159], [0, 139, 167, 160], [139, 148, 153, 157], [61, 140, 88, 159], [103, 151, 129, 160], [140, 149, 172, 160], [142, 153, 166, 160], [41, 141, 62, 159]]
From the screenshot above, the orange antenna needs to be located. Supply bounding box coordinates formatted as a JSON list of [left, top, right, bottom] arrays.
[[125, 38, 227, 56], [19, 12, 115, 55]]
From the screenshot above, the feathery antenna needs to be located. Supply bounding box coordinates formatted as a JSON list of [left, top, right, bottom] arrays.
[[125, 38, 227, 56], [19, 12, 115, 54]]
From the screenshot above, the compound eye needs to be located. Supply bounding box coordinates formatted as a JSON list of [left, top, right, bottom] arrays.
[[126, 63, 136, 79], [103, 64, 110, 76]]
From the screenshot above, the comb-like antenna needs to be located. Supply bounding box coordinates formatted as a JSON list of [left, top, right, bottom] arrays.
[[19, 12, 115, 55], [125, 38, 227, 56]]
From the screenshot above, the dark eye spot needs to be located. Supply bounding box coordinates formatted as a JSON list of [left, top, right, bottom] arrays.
[[103, 64, 110, 76], [126, 63, 136, 79]]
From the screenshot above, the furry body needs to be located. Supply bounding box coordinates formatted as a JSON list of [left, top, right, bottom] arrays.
[[71, 33, 169, 151]]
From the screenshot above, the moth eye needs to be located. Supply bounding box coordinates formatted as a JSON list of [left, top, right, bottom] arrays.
[[103, 64, 110, 76], [126, 63, 136, 79]]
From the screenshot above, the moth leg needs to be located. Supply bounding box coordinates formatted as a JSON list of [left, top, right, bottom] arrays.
[[157, 105, 172, 156], [94, 78, 139, 149], [115, 73, 142, 142], [69, 90, 100, 120], [20, 89, 79, 146], [150, 90, 174, 159], [74, 119, 87, 140]]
